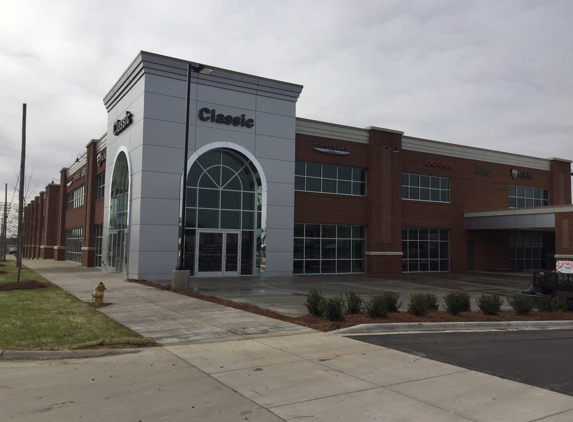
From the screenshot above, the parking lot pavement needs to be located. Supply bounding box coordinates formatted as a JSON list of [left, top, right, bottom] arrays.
[[350, 329, 573, 396], [187, 272, 531, 316]]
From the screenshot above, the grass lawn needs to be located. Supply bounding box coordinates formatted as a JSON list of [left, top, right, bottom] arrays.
[[0, 259, 148, 350]]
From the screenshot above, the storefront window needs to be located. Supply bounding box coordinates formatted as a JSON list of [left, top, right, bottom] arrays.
[[65, 228, 83, 263], [293, 223, 365, 274], [510, 232, 547, 270], [402, 228, 450, 272]]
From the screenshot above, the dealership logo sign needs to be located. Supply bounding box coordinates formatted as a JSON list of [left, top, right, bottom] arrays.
[[425, 160, 453, 169], [198, 107, 254, 128], [511, 169, 533, 179], [475, 165, 492, 176], [113, 111, 133, 136], [97, 152, 106, 167], [313, 143, 349, 155]]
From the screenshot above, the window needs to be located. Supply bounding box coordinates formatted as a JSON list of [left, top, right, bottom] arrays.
[[185, 148, 264, 275], [510, 232, 547, 270], [97, 172, 105, 199], [401, 174, 450, 203], [508, 186, 549, 208], [402, 228, 450, 272], [295, 161, 366, 196], [65, 228, 83, 263], [67, 185, 85, 210], [293, 223, 365, 274], [95, 225, 103, 267]]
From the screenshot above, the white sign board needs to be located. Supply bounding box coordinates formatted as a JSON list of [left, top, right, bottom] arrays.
[[556, 261, 573, 273]]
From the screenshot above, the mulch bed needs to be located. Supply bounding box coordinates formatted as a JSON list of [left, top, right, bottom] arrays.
[[0, 270, 6, 274], [126, 279, 573, 332], [0, 280, 50, 292]]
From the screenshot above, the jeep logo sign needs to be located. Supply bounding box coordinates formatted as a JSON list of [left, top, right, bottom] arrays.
[[113, 111, 133, 136]]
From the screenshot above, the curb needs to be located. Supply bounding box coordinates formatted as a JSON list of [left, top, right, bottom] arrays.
[[0, 348, 144, 360], [332, 320, 573, 335]]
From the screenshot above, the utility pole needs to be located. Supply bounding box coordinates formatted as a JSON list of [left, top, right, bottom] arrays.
[[1, 184, 7, 261], [17, 104, 26, 283]]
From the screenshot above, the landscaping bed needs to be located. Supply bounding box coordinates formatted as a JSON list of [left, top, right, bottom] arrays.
[[127, 279, 573, 332]]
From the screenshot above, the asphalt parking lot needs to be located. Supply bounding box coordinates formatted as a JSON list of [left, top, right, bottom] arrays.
[[181, 272, 532, 316], [349, 329, 573, 396]]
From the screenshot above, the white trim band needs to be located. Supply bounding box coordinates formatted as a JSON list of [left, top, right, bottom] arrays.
[[81, 247, 96, 251], [40, 245, 55, 249], [555, 255, 573, 259]]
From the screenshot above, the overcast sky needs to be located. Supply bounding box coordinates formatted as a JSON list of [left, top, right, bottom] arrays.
[[1, 0, 572, 209]]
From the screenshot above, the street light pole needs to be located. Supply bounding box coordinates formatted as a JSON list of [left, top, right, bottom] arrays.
[[172, 63, 208, 290], [17, 103, 26, 282]]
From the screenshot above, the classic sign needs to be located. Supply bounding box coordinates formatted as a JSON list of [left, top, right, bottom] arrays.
[[198, 107, 254, 128], [113, 111, 133, 136]]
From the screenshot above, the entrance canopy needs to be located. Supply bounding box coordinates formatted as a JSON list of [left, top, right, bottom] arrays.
[[465, 205, 573, 230]]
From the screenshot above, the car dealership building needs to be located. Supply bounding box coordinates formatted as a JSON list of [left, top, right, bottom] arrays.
[[22, 51, 573, 281]]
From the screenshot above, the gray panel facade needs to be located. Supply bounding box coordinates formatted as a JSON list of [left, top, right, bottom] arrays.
[[103, 52, 303, 280]]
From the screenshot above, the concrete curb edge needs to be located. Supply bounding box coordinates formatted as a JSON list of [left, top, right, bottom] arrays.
[[332, 320, 573, 335], [0, 348, 145, 360]]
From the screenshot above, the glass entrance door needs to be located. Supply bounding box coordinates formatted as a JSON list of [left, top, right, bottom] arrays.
[[108, 230, 126, 273], [196, 231, 240, 276]]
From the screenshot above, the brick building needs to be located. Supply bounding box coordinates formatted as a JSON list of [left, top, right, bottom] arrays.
[[22, 51, 573, 280]]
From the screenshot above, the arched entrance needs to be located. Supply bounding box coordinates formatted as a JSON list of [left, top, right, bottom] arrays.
[[183, 147, 265, 276], [108, 151, 129, 273]]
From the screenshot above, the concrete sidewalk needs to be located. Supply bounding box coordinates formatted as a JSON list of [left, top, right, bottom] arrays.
[[15, 259, 573, 421], [23, 259, 309, 343]]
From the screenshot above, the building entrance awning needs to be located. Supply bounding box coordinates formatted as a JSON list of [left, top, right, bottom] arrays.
[[464, 205, 573, 230]]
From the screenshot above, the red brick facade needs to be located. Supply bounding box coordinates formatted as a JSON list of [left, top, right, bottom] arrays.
[[295, 129, 572, 274], [23, 137, 106, 266]]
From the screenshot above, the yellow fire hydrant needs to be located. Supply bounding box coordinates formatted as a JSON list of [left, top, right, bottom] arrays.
[[92, 282, 106, 304]]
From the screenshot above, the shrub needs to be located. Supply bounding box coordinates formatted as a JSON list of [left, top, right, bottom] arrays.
[[345, 291, 363, 314], [408, 293, 439, 317], [381, 291, 402, 312], [507, 294, 534, 316], [535, 295, 566, 313], [443, 291, 471, 315], [364, 295, 388, 318], [476, 294, 504, 315], [305, 289, 325, 316], [322, 296, 345, 321]]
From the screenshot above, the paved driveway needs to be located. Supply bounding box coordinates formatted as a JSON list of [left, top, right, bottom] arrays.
[[182, 272, 532, 316], [350, 329, 573, 396]]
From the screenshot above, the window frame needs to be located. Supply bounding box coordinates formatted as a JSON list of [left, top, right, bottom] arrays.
[[295, 161, 367, 197], [401, 173, 450, 204]]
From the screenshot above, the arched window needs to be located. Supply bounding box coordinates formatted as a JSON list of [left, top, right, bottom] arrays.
[[108, 151, 129, 273], [184, 148, 263, 275]]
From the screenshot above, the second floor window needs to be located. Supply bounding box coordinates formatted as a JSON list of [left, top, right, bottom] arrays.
[[402, 173, 450, 203], [67, 185, 85, 210], [295, 161, 366, 196], [97, 172, 105, 199], [509, 186, 549, 208]]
